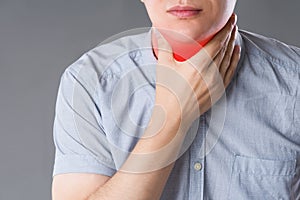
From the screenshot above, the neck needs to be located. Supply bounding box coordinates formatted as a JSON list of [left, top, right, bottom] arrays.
[[151, 30, 214, 62]]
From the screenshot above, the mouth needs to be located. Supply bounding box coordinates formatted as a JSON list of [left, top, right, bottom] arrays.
[[167, 6, 202, 18]]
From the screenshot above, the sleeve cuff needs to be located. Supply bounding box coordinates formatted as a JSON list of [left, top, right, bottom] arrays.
[[52, 154, 116, 177]]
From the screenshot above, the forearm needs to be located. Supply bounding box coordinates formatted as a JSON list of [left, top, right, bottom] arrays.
[[88, 164, 174, 200], [88, 105, 188, 200]]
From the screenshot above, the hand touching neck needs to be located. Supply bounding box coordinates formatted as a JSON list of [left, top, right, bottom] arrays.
[[152, 30, 214, 62]]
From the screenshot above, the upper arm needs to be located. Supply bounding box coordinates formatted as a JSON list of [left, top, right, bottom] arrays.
[[53, 67, 116, 176], [52, 173, 110, 200], [52, 58, 117, 198]]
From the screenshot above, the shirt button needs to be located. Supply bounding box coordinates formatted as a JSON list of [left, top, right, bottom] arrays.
[[194, 162, 202, 171]]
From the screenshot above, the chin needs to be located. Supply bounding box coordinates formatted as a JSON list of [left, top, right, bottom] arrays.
[[169, 27, 211, 43], [157, 27, 192, 43]]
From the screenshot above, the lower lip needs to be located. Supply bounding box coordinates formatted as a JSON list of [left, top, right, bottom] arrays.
[[168, 10, 201, 18]]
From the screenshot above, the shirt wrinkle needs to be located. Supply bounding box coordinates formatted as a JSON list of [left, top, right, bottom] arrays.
[[53, 28, 300, 199]]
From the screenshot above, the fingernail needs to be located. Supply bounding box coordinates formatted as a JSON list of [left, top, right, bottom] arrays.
[[236, 45, 241, 54], [231, 14, 237, 25]]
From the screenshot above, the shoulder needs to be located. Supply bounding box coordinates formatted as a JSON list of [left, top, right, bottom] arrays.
[[239, 30, 300, 72], [62, 30, 150, 81]]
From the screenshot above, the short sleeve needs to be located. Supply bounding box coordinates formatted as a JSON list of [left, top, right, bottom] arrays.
[[52, 58, 116, 177]]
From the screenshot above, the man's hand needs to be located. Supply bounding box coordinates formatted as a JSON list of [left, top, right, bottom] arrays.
[[154, 14, 240, 127]]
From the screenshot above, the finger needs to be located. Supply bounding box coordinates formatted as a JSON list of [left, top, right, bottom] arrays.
[[219, 25, 238, 77], [188, 14, 237, 66], [224, 45, 241, 86], [154, 28, 174, 63], [205, 14, 237, 58], [210, 25, 235, 72], [213, 32, 231, 68]]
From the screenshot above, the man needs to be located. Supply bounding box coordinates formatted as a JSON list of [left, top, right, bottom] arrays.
[[52, 0, 300, 199]]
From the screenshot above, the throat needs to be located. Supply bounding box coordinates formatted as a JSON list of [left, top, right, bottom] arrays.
[[152, 32, 214, 62]]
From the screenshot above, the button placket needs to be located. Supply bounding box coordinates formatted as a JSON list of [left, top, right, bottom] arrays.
[[189, 114, 206, 200]]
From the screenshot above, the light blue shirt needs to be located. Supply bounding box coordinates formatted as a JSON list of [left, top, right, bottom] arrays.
[[52, 28, 300, 199]]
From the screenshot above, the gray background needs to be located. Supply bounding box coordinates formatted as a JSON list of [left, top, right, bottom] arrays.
[[0, 0, 299, 199]]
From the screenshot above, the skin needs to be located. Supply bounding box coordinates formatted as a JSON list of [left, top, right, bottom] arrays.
[[145, 0, 237, 60], [52, 1, 240, 199], [144, 0, 237, 42]]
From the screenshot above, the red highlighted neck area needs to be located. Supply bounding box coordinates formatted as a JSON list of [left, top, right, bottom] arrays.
[[152, 30, 214, 62]]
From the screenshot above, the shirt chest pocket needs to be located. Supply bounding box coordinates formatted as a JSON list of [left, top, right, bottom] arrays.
[[228, 155, 296, 200]]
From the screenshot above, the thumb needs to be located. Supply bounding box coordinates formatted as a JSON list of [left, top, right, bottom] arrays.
[[154, 28, 174, 63]]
